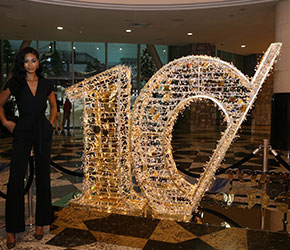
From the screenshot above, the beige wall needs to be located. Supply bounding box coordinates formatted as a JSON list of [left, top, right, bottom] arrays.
[[274, 0, 290, 93]]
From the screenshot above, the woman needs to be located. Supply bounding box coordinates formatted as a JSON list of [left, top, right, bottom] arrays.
[[0, 47, 57, 249]]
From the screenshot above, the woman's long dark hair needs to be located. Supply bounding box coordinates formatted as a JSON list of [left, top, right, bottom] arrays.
[[11, 47, 43, 95]]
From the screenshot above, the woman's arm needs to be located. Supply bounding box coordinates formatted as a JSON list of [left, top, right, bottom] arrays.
[[48, 91, 57, 125], [0, 88, 16, 133]]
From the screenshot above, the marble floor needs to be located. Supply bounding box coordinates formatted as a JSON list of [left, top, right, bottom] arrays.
[[0, 125, 289, 249]]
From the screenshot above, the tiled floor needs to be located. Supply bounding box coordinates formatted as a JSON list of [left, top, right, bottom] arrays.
[[0, 125, 289, 249], [0, 206, 290, 249]]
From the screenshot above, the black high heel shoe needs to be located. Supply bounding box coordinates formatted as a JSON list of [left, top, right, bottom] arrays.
[[34, 226, 44, 240], [6, 241, 16, 249], [6, 233, 16, 249], [34, 233, 44, 240]]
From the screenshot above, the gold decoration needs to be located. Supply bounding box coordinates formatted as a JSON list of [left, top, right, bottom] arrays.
[[66, 65, 145, 216], [131, 42, 281, 219], [66, 43, 282, 221]]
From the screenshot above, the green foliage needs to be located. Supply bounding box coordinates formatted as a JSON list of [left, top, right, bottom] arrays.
[[40, 50, 66, 77], [4, 96, 17, 121], [141, 48, 157, 83], [3, 40, 14, 66]]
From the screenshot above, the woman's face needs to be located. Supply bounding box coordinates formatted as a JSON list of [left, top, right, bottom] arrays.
[[24, 53, 39, 74]]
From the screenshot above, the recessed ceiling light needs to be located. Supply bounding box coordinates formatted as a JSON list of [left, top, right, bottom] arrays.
[[187, 32, 193, 36], [120, 48, 123, 51], [126, 29, 132, 33], [73, 46, 76, 50], [163, 50, 166, 53], [57, 26, 63, 30], [96, 47, 100, 50], [241, 44, 246, 48]]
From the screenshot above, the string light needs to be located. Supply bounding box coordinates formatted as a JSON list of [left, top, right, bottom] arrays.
[[66, 65, 146, 216], [66, 43, 281, 221]]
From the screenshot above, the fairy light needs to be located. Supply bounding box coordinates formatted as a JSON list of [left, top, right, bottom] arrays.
[[65, 43, 281, 222], [131, 42, 281, 220], [66, 65, 145, 216]]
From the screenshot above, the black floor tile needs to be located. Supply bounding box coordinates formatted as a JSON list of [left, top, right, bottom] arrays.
[[144, 238, 218, 250], [172, 144, 195, 149], [58, 161, 83, 168], [223, 157, 235, 164], [247, 159, 263, 165], [247, 229, 290, 250], [193, 155, 211, 162], [47, 227, 96, 247], [51, 155, 80, 161], [62, 143, 83, 148], [174, 150, 198, 155], [84, 214, 159, 238], [235, 152, 250, 158], [237, 165, 266, 171], [51, 148, 74, 154], [176, 162, 192, 169], [143, 240, 182, 250], [180, 238, 218, 250], [200, 150, 213, 154], [172, 155, 185, 160], [268, 159, 280, 167], [177, 222, 225, 237], [57, 173, 83, 184], [50, 185, 80, 199], [188, 167, 203, 173]]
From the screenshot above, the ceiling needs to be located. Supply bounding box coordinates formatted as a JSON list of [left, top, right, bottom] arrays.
[[0, 0, 279, 55]]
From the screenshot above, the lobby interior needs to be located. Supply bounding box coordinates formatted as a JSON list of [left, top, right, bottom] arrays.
[[0, 0, 290, 249]]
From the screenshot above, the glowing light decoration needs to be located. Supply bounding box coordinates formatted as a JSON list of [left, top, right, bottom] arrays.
[[66, 65, 145, 215], [66, 43, 281, 221]]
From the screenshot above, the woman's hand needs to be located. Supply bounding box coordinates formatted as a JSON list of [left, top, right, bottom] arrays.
[[3, 120, 16, 133]]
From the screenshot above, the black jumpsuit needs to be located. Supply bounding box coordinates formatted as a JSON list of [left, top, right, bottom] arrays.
[[4, 78, 54, 233]]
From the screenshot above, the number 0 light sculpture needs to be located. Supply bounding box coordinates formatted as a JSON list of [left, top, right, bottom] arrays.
[[67, 43, 281, 221]]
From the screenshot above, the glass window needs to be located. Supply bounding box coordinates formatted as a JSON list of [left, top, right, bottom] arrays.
[[2, 40, 18, 81], [108, 43, 138, 88], [72, 42, 106, 128], [140, 44, 157, 88], [8, 40, 22, 51], [73, 42, 106, 80], [155, 45, 168, 65], [38, 41, 72, 80], [216, 50, 244, 72]]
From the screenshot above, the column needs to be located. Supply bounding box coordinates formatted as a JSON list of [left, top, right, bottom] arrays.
[[271, 0, 290, 151]]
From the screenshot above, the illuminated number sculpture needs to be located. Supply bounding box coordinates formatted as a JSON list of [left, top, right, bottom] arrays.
[[66, 43, 281, 221], [66, 65, 145, 215]]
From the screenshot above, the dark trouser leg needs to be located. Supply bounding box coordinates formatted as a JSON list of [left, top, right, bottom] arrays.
[[62, 114, 67, 130], [34, 136, 53, 226], [5, 138, 32, 233], [67, 113, 70, 130]]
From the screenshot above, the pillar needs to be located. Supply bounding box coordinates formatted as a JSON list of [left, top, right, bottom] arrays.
[[271, 0, 290, 151]]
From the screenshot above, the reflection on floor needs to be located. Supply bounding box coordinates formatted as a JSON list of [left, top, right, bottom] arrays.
[[0, 126, 289, 249], [1, 206, 290, 249]]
